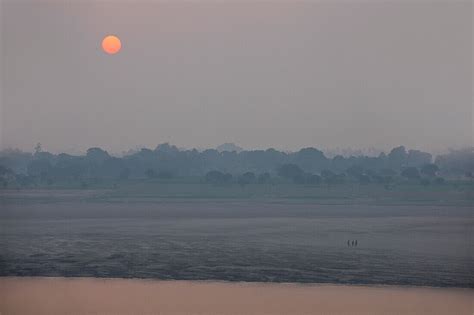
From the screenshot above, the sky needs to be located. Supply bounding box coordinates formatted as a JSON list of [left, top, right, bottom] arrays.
[[1, 0, 472, 155]]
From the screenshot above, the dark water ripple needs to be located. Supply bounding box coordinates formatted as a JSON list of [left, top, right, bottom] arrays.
[[0, 202, 472, 287]]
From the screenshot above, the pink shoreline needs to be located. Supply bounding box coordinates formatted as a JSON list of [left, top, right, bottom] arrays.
[[1, 277, 472, 315]]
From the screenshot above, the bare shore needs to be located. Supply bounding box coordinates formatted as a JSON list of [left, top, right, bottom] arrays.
[[0, 277, 472, 315]]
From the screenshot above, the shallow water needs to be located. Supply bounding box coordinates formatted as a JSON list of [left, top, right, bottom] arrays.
[[1, 201, 473, 287]]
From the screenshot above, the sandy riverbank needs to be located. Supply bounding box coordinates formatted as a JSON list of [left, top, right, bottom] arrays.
[[0, 277, 472, 315]]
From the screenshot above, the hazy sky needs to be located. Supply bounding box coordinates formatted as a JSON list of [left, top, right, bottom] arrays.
[[1, 0, 472, 154]]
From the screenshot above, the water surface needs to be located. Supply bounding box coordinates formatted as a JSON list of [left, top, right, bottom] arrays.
[[1, 200, 472, 287]]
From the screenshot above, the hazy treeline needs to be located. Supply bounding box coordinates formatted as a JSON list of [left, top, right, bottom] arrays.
[[0, 143, 473, 188]]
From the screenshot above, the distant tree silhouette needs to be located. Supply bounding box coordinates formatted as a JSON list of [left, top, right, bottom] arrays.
[[2, 144, 467, 188], [34, 143, 42, 154], [238, 172, 256, 187], [257, 172, 271, 184], [86, 147, 110, 164], [205, 170, 232, 185], [320, 169, 335, 179], [388, 146, 407, 169], [420, 178, 431, 186], [421, 163, 439, 177], [27, 159, 52, 180], [306, 174, 322, 185], [277, 164, 304, 180], [157, 170, 173, 179], [145, 168, 156, 179], [401, 167, 420, 179]]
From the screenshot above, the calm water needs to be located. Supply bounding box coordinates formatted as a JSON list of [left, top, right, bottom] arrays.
[[0, 201, 472, 287]]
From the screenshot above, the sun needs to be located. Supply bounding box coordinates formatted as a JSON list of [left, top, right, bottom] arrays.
[[102, 35, 121, 55]]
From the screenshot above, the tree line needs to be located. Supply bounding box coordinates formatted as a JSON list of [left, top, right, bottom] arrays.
[[0, 143, 472, 188]]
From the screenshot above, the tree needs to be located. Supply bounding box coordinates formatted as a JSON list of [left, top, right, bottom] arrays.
[[277, 164, 304, 180], [238, 172, 256, 187], [100, 157, 127, 179], [205, 170, 232, 185], [357, 174, 371, 185], [27, 159, 52, 179], [420, 178, 430, 186], [306, 174, 322, 185], [421, 163, 439, 177], [216, 143, 243, 153], [320, 169, 345, 185], [0, 165, 16, 188], [119, 168, 130, 180], [86, 147, 110, 164], [407, 150, 432, 167], [257, 172, 271, 184], [401, 167, 420, 179], [292, 173, 307, 184], [320, 169, 335, 180], [346, 165, 364, 178], [331, 173, 346, 184], [435, 148, 474, 177], [34, 143, 42, 154], [0, 165, 13, 176], [293, 148, 328, 173], [379, 168, 397, 177], [157, 170, 173, 179], [388, 146, 407, 169], [53, 155, 85, 181], [145, 168, 156, 179]]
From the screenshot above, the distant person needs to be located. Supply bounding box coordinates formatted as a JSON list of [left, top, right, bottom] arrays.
[[352, 240, 355, 247], [355, 240, 358, 247]]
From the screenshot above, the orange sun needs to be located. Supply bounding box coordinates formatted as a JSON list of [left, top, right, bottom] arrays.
[[102, 35, 121, 55]]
